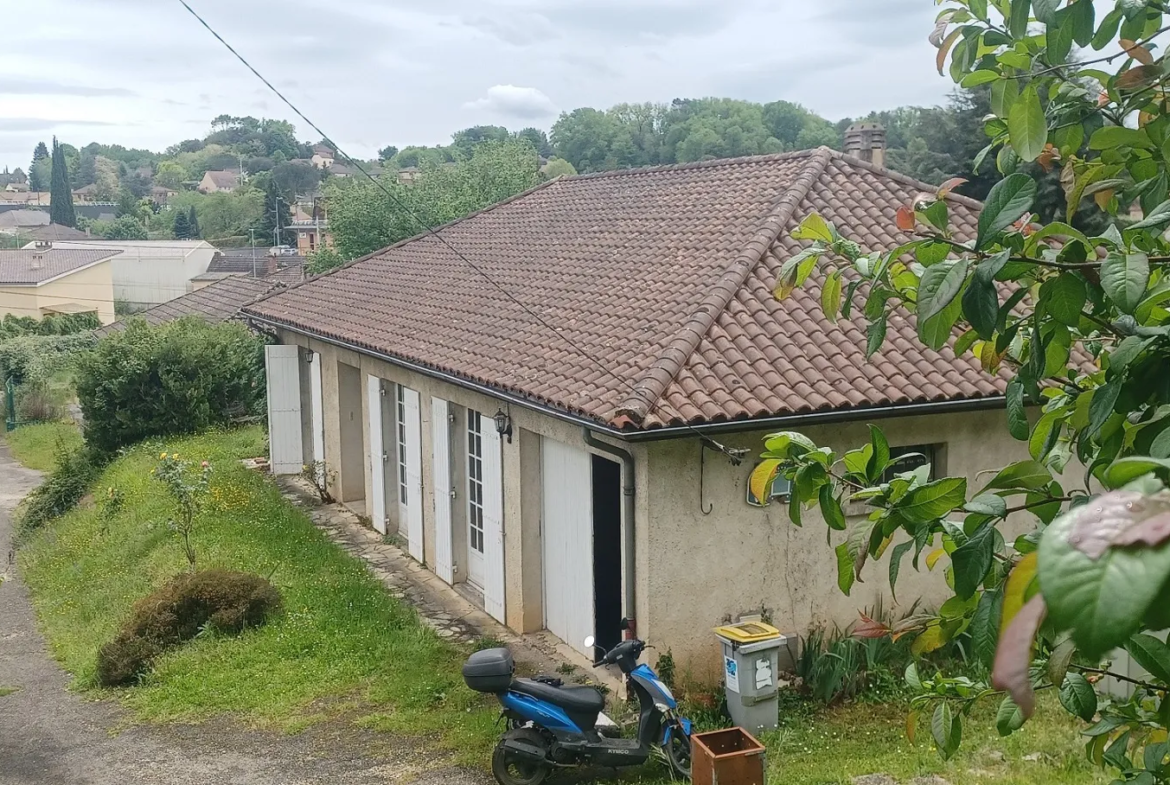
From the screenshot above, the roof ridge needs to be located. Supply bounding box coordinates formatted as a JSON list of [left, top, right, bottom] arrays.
[[614, 147, 835, 424], [566, 149, 820, 182], [823, 148, 985, 211]]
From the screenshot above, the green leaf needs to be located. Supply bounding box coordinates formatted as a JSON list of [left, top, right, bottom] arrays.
[[1007, 85, 1048, 163], [955, 328, 979, 356], [1041, 273, 1087, 327], [1032, 0, 1058, 24], [1089, 126, 1155, 150], [996, 696, 1027, 736], [1029, 411, 1061, 461], [1048, 637, 1077, 688], [991, 78, 1020, 120], [953, 524, 996, 599], [977, 174, 1037, 249], [819, 484, 847, 531], [962, 274, 999, 340], [1009, 0, 1032, 38], [971, 589, 1003, 667], [1125, 633, 1170, 683], [965, 493, 1008, 517], [1109, 336, 1153, 372], [821, 270, 843, 322], [1088, 381, 1121, 438], [792, 212, 835, 242], [900, 477, 968, 523], [866, 316, 888, 358], [1058, 673, 1098, 722], [918, 259, 970, 324], [1039, 496, 1170, 658], [920, 289, 965, 351], [1130, 199, 1170, 231], [1006, 378, 1029, 441], [764, 431, 819, 456], [867, 425, 891, 482], [961, 69, 1000, 88], [1092, 7, 1123, 49], [984, 460, 1053, 492], [835, 542, 856, 596], [1101, 252, 1150, 313], [1103, 457, 1170, 489], [905, 661, 922, 691], [890, 540, 914, 601], [1068, 0, 1095, 45], [1046, 10, 1074, 63]]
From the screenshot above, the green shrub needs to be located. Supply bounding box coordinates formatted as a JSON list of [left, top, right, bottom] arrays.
[[76, 317, 266, 455], [95, 569, 282, 686], [17, 441, 101, 534], [0, 312, 100, 340], [0, 333, 96, 385]]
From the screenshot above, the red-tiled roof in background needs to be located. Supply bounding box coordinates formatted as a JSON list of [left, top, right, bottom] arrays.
[[244, 148, 1002, 430], [97, 276, 283, 337]]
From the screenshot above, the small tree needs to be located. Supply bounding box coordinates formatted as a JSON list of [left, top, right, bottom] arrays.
[[153, 453, 212, 570], [172, 210, 190, 240], [187, 205, 200, 239], [752, 0, 1170, 778]]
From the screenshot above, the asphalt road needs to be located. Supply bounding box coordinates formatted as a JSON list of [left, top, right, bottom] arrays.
[[0, 442, 492, 785]]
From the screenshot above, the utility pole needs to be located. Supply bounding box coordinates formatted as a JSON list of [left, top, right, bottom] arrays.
[[250, 228, 256, 278]]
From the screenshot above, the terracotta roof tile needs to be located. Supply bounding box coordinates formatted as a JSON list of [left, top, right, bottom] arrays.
[[97, 276, 283, 337], [246, 149, 1007, 430]]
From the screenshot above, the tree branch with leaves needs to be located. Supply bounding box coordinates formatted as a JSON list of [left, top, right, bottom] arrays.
[[752, 0, 1170, 777]]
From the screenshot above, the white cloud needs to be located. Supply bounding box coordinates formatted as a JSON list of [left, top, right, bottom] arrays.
[[464, 84, 558, 119]]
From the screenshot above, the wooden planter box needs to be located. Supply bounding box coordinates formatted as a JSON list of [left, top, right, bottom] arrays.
[[692, 727, 767, 785]]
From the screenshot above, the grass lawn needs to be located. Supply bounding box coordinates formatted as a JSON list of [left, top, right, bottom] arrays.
[[17, 427, 499, 764], [12, 425, 1111, 782], [3, 421, 82, 472]]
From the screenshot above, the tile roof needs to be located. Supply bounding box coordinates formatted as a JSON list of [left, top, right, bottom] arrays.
[[245, 149, 1001, 431], [0, 209, 50, 229], [96, 276, 283, 336], [0, 249, 119, 285], [208, 249, 305, 276], [23, 224, 91, 242], [203, 170, 240, 189]]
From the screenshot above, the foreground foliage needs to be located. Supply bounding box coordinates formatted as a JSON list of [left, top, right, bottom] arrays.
[[17, 428, 498, 757], [752, 0, 1170, 779]]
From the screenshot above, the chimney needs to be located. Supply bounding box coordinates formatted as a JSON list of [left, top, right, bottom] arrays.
[[844, 122, 887, 169], [31, 239, 51, 268], [266, 253, 278, 277]]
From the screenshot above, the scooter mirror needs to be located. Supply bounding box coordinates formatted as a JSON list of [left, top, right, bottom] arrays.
[[583, 635, 596, 650]]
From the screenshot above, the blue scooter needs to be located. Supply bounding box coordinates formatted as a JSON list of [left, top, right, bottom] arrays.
[[463, 627, 693, 784]]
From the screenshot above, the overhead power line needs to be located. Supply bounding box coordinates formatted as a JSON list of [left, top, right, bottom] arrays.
[[175, 0, 743, 459]]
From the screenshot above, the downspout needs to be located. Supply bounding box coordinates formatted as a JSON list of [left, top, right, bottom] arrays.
[[583, 428, 637, 639]]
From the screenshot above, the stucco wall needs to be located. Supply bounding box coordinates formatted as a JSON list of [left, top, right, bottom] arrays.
[[640, 408, 1033, 680], [0, 259, 115, 324]]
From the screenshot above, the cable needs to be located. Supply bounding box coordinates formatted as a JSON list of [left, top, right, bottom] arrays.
[[176, 0, 740, 458]]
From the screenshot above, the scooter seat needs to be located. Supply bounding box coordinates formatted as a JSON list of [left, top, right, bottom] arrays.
[[510, 678, 605, 714]]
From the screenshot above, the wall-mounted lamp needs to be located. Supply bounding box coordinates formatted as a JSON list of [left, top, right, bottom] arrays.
[[493, 408, 513, 444]]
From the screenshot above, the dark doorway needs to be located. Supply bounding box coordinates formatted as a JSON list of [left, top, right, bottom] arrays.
[[592, 456, 623, 652]]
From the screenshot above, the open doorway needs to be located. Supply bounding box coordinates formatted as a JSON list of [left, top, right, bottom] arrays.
[[592, 455, 623, 653], [336, 362, 366, 507]]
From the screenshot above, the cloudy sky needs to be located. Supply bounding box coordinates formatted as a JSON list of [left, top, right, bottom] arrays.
[[0, 0, 954, 170]]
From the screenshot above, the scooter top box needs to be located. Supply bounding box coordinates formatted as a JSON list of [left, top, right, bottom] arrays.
[[463, 647, 514, 693]]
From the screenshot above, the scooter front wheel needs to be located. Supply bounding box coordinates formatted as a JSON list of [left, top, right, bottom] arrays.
[[663, 725, 692, 779], [491, 729, 550, 785]]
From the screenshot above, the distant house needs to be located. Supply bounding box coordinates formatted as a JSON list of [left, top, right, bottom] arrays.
[[290, 198, 333, 256], [25, 239, 217, 310], [150, 185, 177, 205], [96, 275, 284, 337], [0, 209, 50, 234], [198, 170, 240, 194], [311, 145, 335, 169], [396, 166, 420, 185], [0, 169, 27, 188], [24, 224, 91, 242], [327, 163, 356, 178], [72, 183, 102, 203], [0, 245, 120, 325], [205, 248, 305, 283]]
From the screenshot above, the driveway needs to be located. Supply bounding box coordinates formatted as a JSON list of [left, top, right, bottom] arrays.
[[0, 442, 492, 785]]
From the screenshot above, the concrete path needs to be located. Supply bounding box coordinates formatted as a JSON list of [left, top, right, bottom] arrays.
[[0, 443, 492, 785]]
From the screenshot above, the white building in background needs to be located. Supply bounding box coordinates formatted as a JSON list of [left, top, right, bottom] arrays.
[[23, 239, 217, 310]]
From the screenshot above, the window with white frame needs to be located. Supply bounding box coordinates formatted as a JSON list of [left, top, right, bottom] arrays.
[[396, 385, 408, 504], [467, 411, 485, 555]]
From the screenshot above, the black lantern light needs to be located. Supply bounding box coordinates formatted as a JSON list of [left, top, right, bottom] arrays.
[[493, 408, 513, 443]]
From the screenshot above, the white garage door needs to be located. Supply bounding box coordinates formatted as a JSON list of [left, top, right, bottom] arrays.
[[541, 437, 594, 657]]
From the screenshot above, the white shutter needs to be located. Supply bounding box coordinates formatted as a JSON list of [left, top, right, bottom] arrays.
[[367, 376, 386, 534], [482, 425, 506, 623], [540, 437, 594, 656], [404, 388, 425, 562], [432, 397, 454, 584], [265, 345, 303, 475], [309, 353, 325, 468]]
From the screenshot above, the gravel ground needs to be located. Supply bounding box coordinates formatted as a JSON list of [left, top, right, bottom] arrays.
[[0, 442, 493, 785]]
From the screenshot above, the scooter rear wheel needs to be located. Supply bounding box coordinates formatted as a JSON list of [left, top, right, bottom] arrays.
[[491, 729, 550, 785], [663, 726, 692, 779]]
